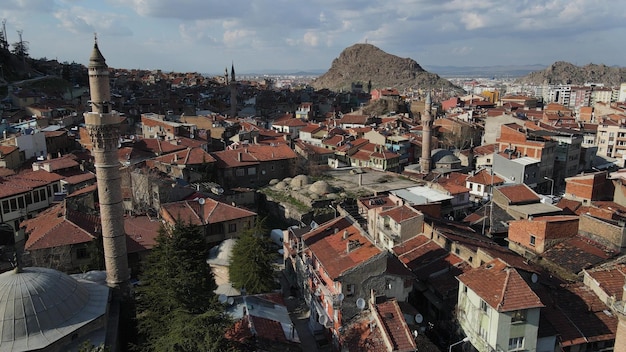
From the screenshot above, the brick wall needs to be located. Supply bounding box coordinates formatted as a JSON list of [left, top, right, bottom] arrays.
[[578, 213, 626, 251]]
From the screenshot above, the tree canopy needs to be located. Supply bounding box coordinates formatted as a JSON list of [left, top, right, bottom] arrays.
[[134, 221, 233, 351], [228, 218, 280, 295]]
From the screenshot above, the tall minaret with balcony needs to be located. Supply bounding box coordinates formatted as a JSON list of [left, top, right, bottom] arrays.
[[230, 63, 237, 118], [420, 93, 433, 174], [84, 37, 129, 290]]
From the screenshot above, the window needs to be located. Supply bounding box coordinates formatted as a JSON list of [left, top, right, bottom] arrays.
[[480, 300, 488, 313], [247, 167, 256, 175], [346, 284, 355, 296], [508, 337, 524, 351], [76, 247, 88, 259], [228, 223, 237, 233], [511, 310, 527, 323], [235, 168, 245, 177], [9, 198, 17, 212], [529, 235, 536, 247], [2, 200, 8, 214]]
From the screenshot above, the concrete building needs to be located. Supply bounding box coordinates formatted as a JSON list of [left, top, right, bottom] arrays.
[[84, 39, 130, 290], [596, 119, 626, 159], [456, 259, 544, 352]]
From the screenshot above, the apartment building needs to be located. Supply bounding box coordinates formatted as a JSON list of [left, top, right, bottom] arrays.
[[596, 119, 626, 159]]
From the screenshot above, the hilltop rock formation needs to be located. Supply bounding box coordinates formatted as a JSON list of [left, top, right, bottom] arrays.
[[311, 43, 461, 92], [517, 61, 626, 86]]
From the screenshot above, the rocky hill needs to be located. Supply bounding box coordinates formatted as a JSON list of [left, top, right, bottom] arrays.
[[311, 43, 461, 93], [516, 61, 626, 86]]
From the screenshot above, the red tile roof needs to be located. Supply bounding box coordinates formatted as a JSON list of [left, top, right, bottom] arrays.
[[303, 217, 382, 280], [211, 144, 297, 168], [339, 114, 369, 125], [585, 264, 626, 299], [161, 198, 256, 226], [535, 283, 617, 347], [62, 172, 96, 185], [379, 205, 422, 223], [458, 258, 544, 312], [133, 138, 187, 155], [32, 154, 79, 171], [0, 170, 64, 198], [467, 169, 505, 185], [152, 147, 216, 165], [375, 298, 417, 352], [23, 203, 98, 250], [124, 216, 162, 253], [497, 183, 540, 204]]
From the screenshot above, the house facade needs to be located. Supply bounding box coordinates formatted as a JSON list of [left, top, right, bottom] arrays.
[[457, 259, 544, 352]]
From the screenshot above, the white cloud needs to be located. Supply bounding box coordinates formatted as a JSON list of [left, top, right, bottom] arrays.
[[303, 32, 319, 47]]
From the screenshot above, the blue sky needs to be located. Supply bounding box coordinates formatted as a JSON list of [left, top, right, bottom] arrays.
[[2, 0, 625, 74]]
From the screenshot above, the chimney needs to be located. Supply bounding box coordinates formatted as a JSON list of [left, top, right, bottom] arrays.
[[343, 230, 349, 240], [237, 152, 242, 161], [47, 153, 52, 160], [347, 241, 351, 253]]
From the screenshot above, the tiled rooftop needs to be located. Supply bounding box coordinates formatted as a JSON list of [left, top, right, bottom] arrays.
[[458, 258, 544, 312], [303, 217, 382, 280]]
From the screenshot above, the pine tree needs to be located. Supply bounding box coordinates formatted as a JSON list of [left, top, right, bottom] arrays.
[[134, 221, 232, 351], [229, 218, 279, 295]]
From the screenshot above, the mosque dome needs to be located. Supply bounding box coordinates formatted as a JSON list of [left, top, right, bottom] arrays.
[[0, 267, 109, 351], [431, 148, 461, 167]]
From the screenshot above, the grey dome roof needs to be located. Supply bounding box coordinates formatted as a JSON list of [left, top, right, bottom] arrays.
[[431, 149, 460, 164], [0, 267, 109, 351]]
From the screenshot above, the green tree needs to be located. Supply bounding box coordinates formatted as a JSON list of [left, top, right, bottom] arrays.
[[229, 219, 279, 295], [134, 221, 232, 351]]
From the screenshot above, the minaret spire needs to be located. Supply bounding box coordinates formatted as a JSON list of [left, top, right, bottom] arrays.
[[84, 38, 129, 292], [230, 62, 237, 118], [420, 92, 433, 174]]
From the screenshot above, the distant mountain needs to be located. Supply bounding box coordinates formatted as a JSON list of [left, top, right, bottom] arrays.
[[311, 43, 461, 92], [423, 64, 547, 78], [516, 61, 626, 86]]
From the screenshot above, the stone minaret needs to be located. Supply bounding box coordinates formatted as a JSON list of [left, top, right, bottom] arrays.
[[615, 284, 626, 352], [84, 37, 129, 290], [230, 63, 237, 118], [420, 93, 433, 174]]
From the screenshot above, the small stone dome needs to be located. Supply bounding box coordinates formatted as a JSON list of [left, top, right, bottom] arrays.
[[269, 179, 280, 186], [309, 180, 333, 195], [290, 175, 311, 188], [274, 181, 288, 190]]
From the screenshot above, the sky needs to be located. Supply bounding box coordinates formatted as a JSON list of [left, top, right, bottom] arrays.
[[1, 0, 625, 74]]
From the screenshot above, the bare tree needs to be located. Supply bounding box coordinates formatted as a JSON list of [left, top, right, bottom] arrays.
[[30, 246, 73, 272]]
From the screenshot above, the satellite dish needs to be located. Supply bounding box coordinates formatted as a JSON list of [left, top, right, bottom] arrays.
[[318, 315, 328, 325], [218, 294, 227, 304], [415, 313, 423, 324], [531, 273, 538, 283], [198, 198, 206, 205], [227, 297, 234, 305], [356, 298, 366, 310]]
